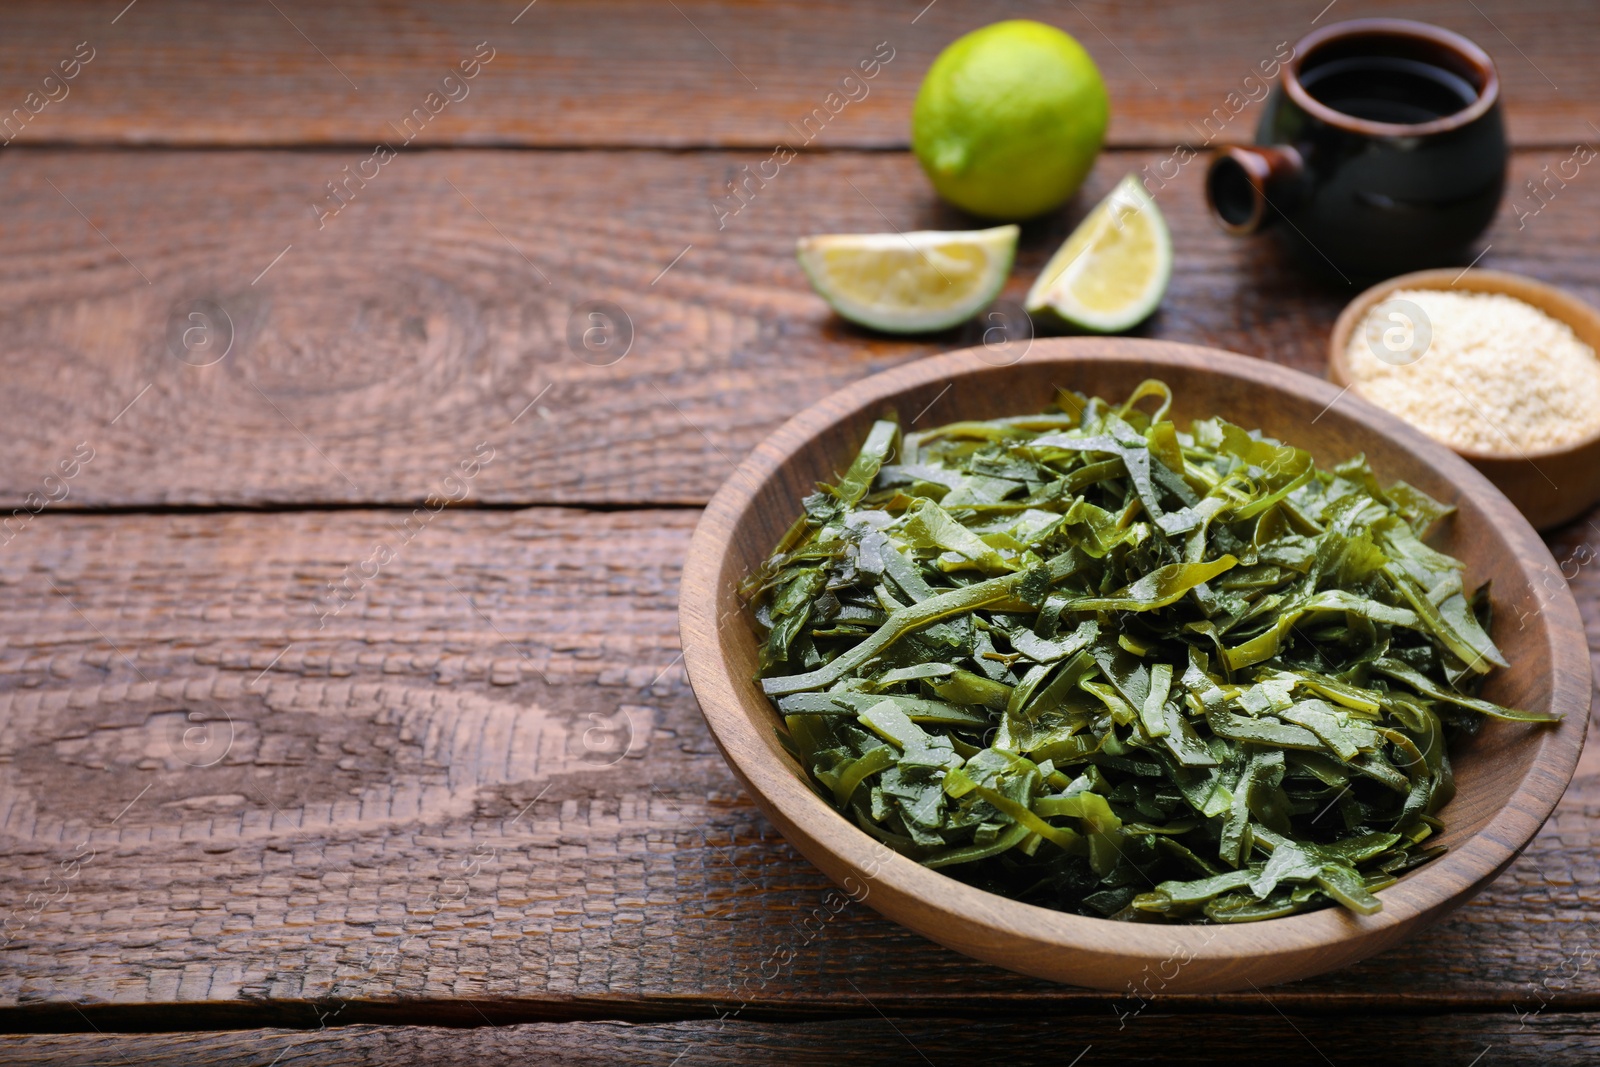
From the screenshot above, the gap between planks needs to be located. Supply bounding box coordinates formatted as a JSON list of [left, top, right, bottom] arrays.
[[5, 991, 1600, 1035]]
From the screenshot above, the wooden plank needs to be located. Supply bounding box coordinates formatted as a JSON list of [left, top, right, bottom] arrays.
[[0, 1, 1593, 148], [5, 1013, 1600, 1066], [0, 148, 1592, 510], [1, 507, 1598, 1023]]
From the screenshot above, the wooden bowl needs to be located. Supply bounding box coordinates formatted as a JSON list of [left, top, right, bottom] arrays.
[[1328, 268, 1600, 530], [680, 338, 1589, 993]]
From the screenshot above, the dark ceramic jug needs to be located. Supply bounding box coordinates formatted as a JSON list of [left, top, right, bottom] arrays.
[[1206, 19, 1507, 282]]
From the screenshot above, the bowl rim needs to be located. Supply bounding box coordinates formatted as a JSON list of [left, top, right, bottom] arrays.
[[1327, 267, 1600, 461], [681, 338, 1589, 978]]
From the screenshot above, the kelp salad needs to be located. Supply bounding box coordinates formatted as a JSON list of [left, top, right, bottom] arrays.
[[743, 380, 1557, 924]]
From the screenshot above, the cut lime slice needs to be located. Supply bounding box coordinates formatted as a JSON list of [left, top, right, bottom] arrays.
[[1024, 174, 1171, 333], [796, 225, 1019, 334]]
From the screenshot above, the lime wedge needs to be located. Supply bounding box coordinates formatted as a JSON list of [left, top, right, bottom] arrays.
[[1025, 174, 1171, 333], [796, 225, 1019, 334]]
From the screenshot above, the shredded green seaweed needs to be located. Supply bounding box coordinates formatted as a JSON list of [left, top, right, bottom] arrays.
[[745, 381, 1556, 923]]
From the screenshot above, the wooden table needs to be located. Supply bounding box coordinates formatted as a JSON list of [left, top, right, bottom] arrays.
[[1, 1, 1598, 1063]]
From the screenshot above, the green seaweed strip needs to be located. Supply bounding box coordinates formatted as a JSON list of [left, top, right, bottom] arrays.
[[745, 381, 1555, 924], [761, 551, 1084, 696]]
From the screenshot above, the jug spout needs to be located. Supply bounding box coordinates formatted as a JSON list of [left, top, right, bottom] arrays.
[[1206, 146, 1304, 235]]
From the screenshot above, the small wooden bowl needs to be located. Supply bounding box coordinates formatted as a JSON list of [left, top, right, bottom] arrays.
[[680, 338, 1589, 992], [1329, 268, 1600, 530]]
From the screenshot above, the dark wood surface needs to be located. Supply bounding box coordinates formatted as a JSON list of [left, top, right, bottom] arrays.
[[2, 1, 1600, 1063], [0, 149, 1595, 509], [8, 1014, 1600, 1066], [0, 0, 1595, 148]]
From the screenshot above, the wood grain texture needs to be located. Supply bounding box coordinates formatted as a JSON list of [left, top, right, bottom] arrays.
[[0, 1, 1594, 149], [7, 1013, 1600, 1066], [2, 0, 1599, 1048], [0, 506, 1597, 1023], [0, 149, 1594, 510]]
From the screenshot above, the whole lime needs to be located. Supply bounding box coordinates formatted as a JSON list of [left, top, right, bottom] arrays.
[[912, 20, 1109, 220]]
